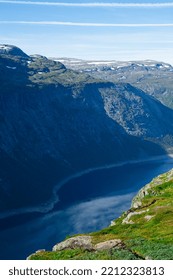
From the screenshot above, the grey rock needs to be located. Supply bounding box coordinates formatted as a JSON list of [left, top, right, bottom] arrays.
[[132, 168, 173, 209], [52, 236, 93, 251], [57, 57, 173, 109], [122, 209, 149, 224], [35, 249, 46, 253], [94, 239, 124, 251], [132, 201, 142, 209], [144, 215, 154, 221]]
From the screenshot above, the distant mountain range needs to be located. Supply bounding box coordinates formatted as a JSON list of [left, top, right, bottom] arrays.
[[53, 57, 173, 109], [0, 44, 173, 216]]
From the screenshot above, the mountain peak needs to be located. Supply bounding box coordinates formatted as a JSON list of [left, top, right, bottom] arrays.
[[0, 44, 28, 58]]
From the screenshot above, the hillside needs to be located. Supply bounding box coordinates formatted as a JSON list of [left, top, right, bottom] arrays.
[[55, 58, 173, 109], [29, 168, 173, 260], [1, 45, 173, 217]]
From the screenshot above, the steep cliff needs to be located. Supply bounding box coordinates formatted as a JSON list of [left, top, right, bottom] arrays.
[[57, 58, 173, 109], [0, 44, 173, 217]]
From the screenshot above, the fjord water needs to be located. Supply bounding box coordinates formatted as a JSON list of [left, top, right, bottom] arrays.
[[0, 157, 173, 260]]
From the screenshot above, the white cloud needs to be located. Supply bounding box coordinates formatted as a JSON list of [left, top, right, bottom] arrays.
[[1, 1, 173, 8], [40, 192, 135, 234], [1, 21, 173, 27], [0, 192, 135, 258]]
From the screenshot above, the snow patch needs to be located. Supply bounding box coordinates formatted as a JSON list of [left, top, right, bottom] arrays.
[[87, 61, 114, 65], [120, 76, 126, 80], [0, 45, 12, 51], [164, 65, 171, 68]]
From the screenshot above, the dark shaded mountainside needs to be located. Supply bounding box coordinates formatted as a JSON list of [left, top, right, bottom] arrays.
[[0, 44, 173, 216], [29, 168, 173, 260]]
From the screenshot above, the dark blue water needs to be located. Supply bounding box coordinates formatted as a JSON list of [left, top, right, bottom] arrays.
[[0, 157, 173, 260]]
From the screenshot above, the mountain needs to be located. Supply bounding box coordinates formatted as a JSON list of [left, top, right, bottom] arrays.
[[28, 168, 173, 260], [54, 58, 173, 109], [0, 44, 29, 58], [0, 44, 173, 217]]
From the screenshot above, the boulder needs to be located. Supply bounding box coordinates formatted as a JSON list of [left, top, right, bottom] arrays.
[[94, 239, 124, 251], [122, 209, 149, 224], [52, 235, 93, 251]]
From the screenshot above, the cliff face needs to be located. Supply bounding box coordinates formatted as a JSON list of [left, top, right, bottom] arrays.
[[57, 58, 173, 109], [29, 168, 173, 260], [0, 45, 173, 216]]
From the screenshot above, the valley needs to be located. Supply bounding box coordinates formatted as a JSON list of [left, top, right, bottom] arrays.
[[0, 44, 173, 259]]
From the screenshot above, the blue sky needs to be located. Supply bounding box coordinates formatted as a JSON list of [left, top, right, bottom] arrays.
[[0, 0, 173, 64]]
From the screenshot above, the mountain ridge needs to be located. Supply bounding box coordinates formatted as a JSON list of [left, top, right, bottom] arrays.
[[53, 57, 173, 109], [0, 44, 173, 260], [0, 44, 173, 218]]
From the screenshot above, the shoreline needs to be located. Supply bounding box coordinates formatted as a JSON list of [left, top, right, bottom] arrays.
[[0, 153, 173, 220]]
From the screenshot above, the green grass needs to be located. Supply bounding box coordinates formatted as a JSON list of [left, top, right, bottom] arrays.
[[30, 249, 83, 260], [30, 248, 141, 260]]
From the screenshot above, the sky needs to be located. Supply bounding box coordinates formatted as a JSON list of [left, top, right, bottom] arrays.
[[0, 0, 173, 64]]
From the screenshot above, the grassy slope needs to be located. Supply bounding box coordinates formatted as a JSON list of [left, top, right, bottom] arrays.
[[30, 169, 173, 260]]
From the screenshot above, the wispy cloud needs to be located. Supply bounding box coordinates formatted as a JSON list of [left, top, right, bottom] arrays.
[[42, 192, 135, 234], [1, 1, 173, 8], [1, 21, 173, 27]]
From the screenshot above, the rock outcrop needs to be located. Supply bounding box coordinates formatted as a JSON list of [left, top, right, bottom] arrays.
[[132, 168, 173, 209], [52, 236, 125, 252], [94, 239, 124, 251], [122, 209, 149, 224], [58, 58, 173, 109], [53, 236, 93, 252]]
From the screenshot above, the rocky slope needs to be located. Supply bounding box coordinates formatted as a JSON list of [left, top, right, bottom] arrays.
[[55, 58, 173, 109], [0, 44, 173, 216], [29, 168, 173, 260]]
